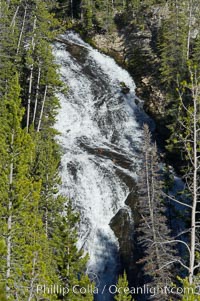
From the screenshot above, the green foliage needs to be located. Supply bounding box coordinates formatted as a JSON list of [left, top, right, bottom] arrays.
[[0, 75, 58, 300], [0, 284, 7, 301], [0, 1, 19, 95], [158, 7, 188, 88], [81, 0, 94, 30], [114, 271, 132, 301], [179, 277, 200, 301], [2, 0, 199, 298], [0, 3, 92, 301]]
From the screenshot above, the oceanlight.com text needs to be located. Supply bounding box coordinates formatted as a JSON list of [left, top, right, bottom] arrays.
[[36, 284, 200, 297]]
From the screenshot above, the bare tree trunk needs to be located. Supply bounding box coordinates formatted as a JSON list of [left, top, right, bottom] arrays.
[[32, 66, 41, 126], [174, 67, 200, 284], [16, 3, 27, 56], [45, 174, 49, 238], [6, 132, 14, 295], [70, 0, 73, 19], [45, 207, 48, 238], [188, 69, 199, 284], [26, 65, 33, 132], [137, 125, 175, 292], [31, 15, 37, 49], [186, 1, 193, 60], [26, 15, 37, 132], [37, 85, 48, 132], [80, 0, 83, 21], [67, 246, 70, 276], [10, 3, 21, 28], [150, 148, 161, 267], [28, 252, 38, 301], [144, 126, 161, 267]]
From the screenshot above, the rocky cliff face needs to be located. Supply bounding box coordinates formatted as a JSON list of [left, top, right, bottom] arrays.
[[110, 188, 143, 288], [91, 4, 171, 141]]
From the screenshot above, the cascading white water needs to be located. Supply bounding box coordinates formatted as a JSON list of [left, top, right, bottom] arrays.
[[53, 32, 151, 301]]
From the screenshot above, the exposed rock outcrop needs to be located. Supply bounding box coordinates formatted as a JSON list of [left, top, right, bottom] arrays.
[[91, 5, 170, 141]]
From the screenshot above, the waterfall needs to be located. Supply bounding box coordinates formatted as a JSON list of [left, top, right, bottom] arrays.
[[53, 31, 152, 301]]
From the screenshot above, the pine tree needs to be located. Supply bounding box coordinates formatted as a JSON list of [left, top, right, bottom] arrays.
[[159, 1, 189, 89], [0, 2, 93, 300], [30, 128, 93, 300], [0, 74, 60, 300], [51, 200, 94, 301], [0, 0, 19, 96], [0, 0, 61, 132], [0, 284, 7, 301], [180, 277, 200, 301], [114, 271, 132, 301], [81, 0, 94, 30]]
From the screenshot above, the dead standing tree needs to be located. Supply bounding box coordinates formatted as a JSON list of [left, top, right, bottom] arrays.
[[137, 124, 177, 300], [165, 64, 200, 285], [139, 64, 200, 288]]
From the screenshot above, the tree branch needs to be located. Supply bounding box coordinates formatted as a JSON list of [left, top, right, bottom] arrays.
[[162, 191, 192, 209]]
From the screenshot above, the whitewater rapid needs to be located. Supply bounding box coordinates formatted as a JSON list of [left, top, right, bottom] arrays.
[[53, 31, 151, 300]]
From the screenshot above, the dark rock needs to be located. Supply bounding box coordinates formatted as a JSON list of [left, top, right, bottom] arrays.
[[110, 200, 142, 288], [120, 82, 130, 94]]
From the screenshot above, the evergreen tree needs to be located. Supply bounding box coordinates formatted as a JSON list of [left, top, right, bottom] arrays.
[[0, 74, 60, 300], [81, 0, 94, 30], [50, 199, 94, 301], [114, 271, 132, 301], [29, 108, 93, 301], [159, 1, 189, 88], [180, 277, 200, 300], [0, 284, 7, 301], [0, 2, 93, 301], [0, 0, 19, 96]]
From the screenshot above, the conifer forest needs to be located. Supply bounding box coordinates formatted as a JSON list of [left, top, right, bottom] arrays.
[[0, 1, 200, 300]]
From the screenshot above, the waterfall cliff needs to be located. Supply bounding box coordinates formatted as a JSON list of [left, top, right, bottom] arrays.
[[53, 31, 151, 301]]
